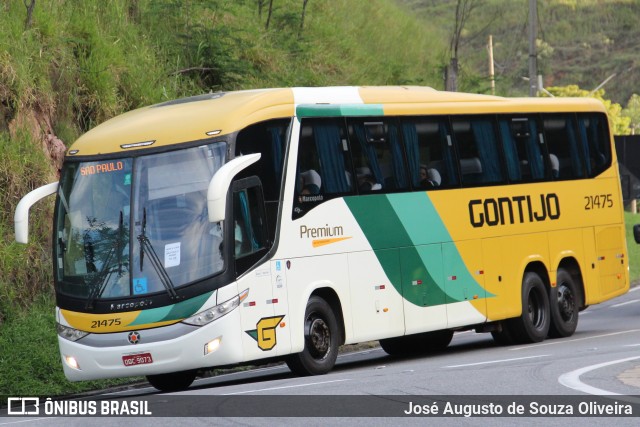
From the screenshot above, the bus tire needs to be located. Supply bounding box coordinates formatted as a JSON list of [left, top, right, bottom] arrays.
[[509, 271, 550, 343], [380, 330, 453, 355], [286, 296, 339, 376], [379, 336, 415, 356], [424, 330, 454, 351], [491, 323, 516, 345], [548, 268, 579, 338], [146, 369, 197, 392]]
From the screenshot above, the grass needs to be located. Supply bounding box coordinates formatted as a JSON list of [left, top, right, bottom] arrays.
[[625, 211, 640, 284], [0, 294, 141, 396], [0, 0, 447, 397], [1, 0, 639, 397]]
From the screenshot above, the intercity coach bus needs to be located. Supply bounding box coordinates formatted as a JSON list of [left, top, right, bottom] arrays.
[[15, 86, 631, 391]]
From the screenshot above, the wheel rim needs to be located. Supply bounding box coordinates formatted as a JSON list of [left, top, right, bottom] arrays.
[[305, 315, 331, 360], [556, 283, 575, 322], [527, 288, 545, 329]]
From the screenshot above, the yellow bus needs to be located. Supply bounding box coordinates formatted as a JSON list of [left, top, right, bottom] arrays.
[[15, 86, 631, 391]]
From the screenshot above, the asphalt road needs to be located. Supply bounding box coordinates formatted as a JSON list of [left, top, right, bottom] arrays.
[[3, 286, 640, 426]]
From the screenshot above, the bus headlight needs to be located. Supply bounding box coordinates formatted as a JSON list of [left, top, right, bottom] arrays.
[[57, 323, 89, 342], [64, 355, 81, 370], [182, 295, 240, 326]]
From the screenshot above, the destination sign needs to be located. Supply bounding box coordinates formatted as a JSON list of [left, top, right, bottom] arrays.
[[80, 161, 124, 176]]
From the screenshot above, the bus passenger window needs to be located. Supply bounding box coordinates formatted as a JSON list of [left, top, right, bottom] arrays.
[[356, 167, 382, 191], [233, 187, 266, 258], [543, 115, 585, 180], [293, 119, 352, 219], [578, 114, 611, 177], [498, 117, 546, 182], [348, 119, 409, 193], [401, 118, 457, 188], [299, 169, 322, 195], [452, 118, 504, 186]]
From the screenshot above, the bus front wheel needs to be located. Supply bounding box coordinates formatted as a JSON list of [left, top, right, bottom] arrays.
[[146, 369, 197, 392], [548, 268, 579, 338], [286, 296, 339, 376]]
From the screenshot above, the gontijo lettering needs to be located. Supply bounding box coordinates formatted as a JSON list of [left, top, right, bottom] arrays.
[[80, 161, 124, 176], [469, 193, 560, 228]]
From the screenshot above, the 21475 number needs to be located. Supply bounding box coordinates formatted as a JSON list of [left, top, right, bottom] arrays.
[[584, 193, 613, 210], [90, 318, 122, 329]]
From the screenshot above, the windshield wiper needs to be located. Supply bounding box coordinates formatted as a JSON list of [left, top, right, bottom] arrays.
[[84, 244, 117, 309], [137, 208, 178, 299], [117, 210, 124, 276], [84, 211, 126, 309]]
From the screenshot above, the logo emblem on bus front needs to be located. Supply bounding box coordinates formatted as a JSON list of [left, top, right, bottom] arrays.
[[245, 315, 285, 351], [128, 331, 141, 345]]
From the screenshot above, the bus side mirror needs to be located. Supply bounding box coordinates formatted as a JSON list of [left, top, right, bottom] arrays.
[[15, 182, 59, 244], [207, 153, 261, 223], [634, 224, 640, 244]]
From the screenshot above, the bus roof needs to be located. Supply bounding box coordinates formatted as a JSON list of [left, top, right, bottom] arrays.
[[67, 86, 608, 156]]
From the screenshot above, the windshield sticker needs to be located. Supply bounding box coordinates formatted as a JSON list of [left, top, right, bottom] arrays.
[[133, 277, 148, 295], [124, 173, 131, 186], [74, 259, 87, 275], [164, 242, 181, 268]]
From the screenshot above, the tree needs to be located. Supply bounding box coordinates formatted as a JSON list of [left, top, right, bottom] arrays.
[[622, 94, 640, 135], [265, 0, 274, 30], [23, 0, 35, 30], [445, 0, 479, 91], [299, 0, 310, 39], [545, 85, 631, 135]]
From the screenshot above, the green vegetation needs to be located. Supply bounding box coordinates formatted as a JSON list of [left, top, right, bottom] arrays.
[[0, 0, 444, 396], [625, 212, 640, 285], [400, 0, 640, 130], [544, 85, 630, 136], [1, 0, 639, 396]]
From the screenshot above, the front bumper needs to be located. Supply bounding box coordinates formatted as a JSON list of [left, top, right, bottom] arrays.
[[59, 308, 243, 381]]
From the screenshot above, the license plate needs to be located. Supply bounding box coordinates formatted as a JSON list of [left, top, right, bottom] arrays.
[[122, 352, 153, 367]]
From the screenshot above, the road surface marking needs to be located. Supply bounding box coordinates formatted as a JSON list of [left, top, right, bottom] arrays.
[[444, 354, 550, 368], [0, 419, 50, 426], [509, 329, 640, 351], [221, 378, 350, 395], [610, 299, 640, 308], [558, 355, 640, 395]]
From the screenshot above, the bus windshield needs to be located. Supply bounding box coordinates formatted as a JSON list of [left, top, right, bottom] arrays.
[[54, 142, 227, 301]]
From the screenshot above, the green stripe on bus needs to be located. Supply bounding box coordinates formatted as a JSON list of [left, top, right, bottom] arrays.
[[296, 104, 384, 118], [131, 291, 214, 325], [345, 193, 493, 307], [387, 192, 493, 301], [344, 195, 438, 306], [386, 192, 452, 245]]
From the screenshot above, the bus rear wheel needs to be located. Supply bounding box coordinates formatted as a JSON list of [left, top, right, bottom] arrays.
[[548, 268, 579, 338], [146, 369, 197, 392], [286, 296, 339, 376], [508, 271, 550, 344]]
